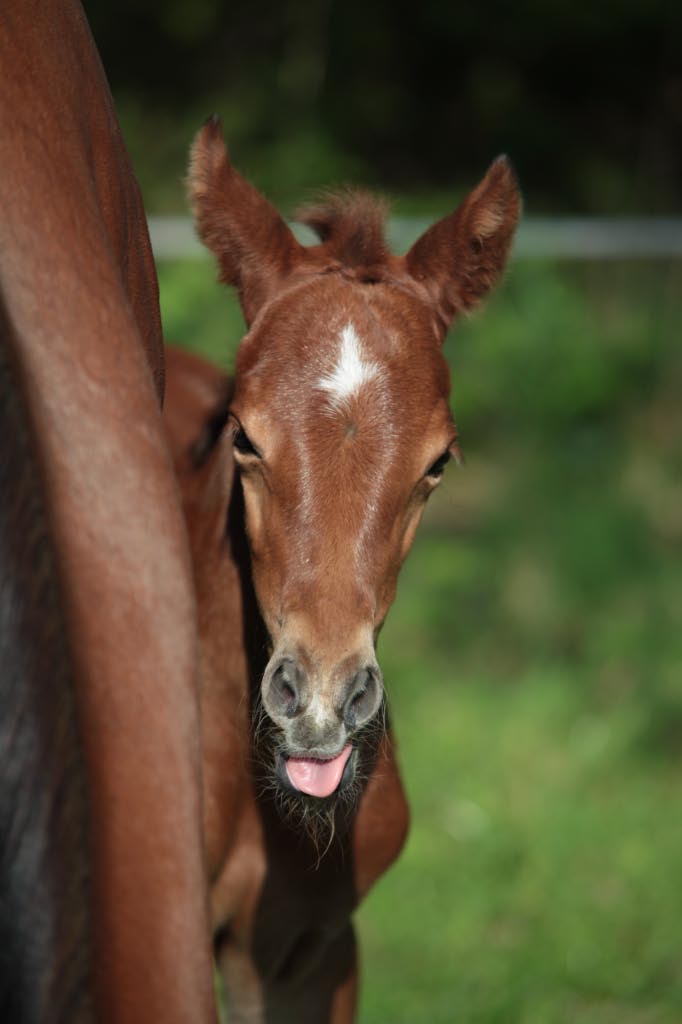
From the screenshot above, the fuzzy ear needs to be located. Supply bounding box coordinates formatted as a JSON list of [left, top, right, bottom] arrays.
[[405, 156, 521, 333], [188, 117, 304, 325]]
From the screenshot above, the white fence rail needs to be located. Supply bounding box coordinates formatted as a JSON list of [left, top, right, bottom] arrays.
[[149, 215, 682, 262]]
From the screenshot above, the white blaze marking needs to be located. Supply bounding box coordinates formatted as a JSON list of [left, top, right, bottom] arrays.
[[317, 322, 380, 405]]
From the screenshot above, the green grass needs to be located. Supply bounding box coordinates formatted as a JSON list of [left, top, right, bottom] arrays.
[[363, 577, 682, 1023], [158, 257, 682, 1022]]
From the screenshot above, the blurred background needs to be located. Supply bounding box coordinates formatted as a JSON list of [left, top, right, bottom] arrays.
[[89, 1, 681, 1020]]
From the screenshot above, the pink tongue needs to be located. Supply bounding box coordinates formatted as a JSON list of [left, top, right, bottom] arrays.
[[285, 746, 352, 798]]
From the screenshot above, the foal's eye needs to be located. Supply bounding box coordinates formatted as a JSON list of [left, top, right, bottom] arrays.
[[233, 426, 259, 457], [425, 450, 451, 479]]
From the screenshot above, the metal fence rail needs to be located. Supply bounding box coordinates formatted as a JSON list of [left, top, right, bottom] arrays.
[[149, 215, 682, 262]]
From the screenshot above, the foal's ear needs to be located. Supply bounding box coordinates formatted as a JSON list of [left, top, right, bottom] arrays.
[[188, 117, 304, 325], [405, 157, 521, 333]]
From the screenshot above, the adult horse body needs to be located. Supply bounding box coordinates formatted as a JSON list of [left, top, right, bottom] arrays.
[[164, 118, 520, 1021], [0, 2, 216, 1020]]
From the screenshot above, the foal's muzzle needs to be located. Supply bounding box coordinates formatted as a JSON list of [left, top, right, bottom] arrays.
[[260, 652, 384, 757]]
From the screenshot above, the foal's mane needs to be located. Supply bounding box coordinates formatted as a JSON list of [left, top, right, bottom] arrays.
[[296, 189, 391, 269]]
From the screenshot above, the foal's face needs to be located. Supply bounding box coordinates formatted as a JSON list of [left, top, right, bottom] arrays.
[[189, 116, 519, 804], [230, 279, 457, 781]]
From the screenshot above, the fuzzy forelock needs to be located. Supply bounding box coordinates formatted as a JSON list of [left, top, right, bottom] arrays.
[[295, 189, 391, 269]]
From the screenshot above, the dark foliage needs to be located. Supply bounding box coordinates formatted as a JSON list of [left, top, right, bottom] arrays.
[[88, 0, 682, 212]]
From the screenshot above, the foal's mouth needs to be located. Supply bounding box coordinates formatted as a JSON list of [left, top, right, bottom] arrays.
[[276, 745, 356, 799]]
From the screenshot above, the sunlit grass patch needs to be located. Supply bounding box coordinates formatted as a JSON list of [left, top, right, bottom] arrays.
[[359, 664, 682, 1023]]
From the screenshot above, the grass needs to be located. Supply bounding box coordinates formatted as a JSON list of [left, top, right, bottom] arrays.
[[364, 596, 682, 1023], [158, 256, 682, 1022]]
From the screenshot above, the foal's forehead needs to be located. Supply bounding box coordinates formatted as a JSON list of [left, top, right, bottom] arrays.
[[237, 277, 449, 404]]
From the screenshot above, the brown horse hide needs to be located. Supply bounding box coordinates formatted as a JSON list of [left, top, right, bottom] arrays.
[[0, 2, 216, 1022]]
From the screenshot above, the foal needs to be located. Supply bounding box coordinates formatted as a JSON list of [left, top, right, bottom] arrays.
[[166, 117, 520, 1022]]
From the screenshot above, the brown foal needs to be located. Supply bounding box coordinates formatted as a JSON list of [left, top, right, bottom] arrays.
[[164, 116, 520, 1022]]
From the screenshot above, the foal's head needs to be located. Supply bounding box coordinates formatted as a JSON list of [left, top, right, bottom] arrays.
[[189, 118, 520, 815]]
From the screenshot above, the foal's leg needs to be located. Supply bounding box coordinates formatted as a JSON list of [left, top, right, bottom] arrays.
[[216, 939, 265, 1024], [328, 935, 358, 1024], [216, 923, 357, 1024]]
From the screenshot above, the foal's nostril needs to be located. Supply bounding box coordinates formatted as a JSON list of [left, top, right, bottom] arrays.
[[343, 667, 381, 730], [268, 658, 303, 718]]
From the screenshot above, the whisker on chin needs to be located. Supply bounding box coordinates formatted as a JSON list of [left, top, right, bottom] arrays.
[[249, 692, 386, 855]]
